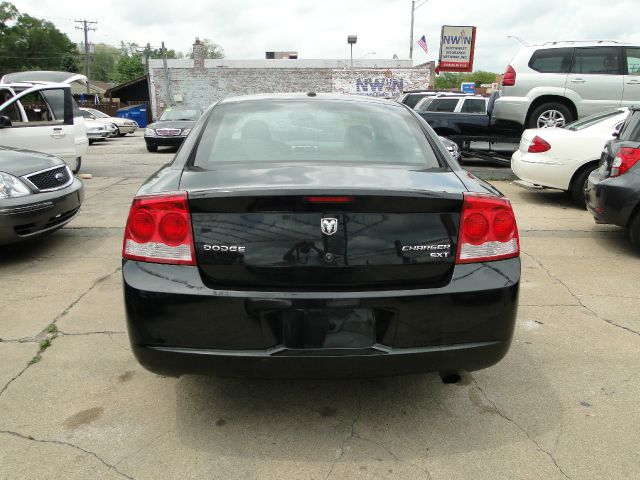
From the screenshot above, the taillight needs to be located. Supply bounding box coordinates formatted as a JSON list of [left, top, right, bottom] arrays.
[[502, 65, 516, 87], [123, 192, 196, 265], [610, 147, 640, 177], [527, 135, 551, 153], [456, 193, 519, 264]]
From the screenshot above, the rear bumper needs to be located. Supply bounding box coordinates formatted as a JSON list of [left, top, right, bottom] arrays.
[[511, 150, 571, 190], [144, 136, 185, 147], [585, 169, 639, 227], [0, 178, 84, 245], [118, 125, 137, 134], [123, 258, 520, 378], [493, 96, 529, 125]]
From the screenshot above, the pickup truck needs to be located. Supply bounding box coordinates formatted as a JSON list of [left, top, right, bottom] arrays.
[[414, 93, 523, 160]]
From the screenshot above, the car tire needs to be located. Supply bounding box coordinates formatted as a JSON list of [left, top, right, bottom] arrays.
[[146, 145, 158, 152], [119, 132, 126, 137], [629, 212, 640, 253], [72, 157, 81, 174], [570, 167, 595, 208], [528, 103, 574, 129], [88, 139, 94, 145]]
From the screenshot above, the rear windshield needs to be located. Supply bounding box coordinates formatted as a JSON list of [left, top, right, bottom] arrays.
[[565, 109, 625, 131], [193, 99, 442, 168], [160, 108, 201, 121]]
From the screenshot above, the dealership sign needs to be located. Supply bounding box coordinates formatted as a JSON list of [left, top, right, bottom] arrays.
[[437, 26, 477, 73]]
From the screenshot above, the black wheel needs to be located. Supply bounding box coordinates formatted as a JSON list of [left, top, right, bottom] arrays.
[[146, 145, 158, 152], [630, 213, 640, 253], [528, 103, 574, 129], [88, 139, 94, 145], [570, 167, 594, 208], [118, 132, 126, 137], [72, 157, 81, 174]]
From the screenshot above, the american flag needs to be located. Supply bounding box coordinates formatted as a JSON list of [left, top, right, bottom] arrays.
[[417, 35, 428, 54]]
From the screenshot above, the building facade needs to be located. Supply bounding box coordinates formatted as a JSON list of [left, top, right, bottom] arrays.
[[148, 39, 435, 117]]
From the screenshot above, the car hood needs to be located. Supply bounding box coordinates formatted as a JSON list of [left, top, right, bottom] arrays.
[[148, 120, 195, 130], [0, 145, 64, 176]]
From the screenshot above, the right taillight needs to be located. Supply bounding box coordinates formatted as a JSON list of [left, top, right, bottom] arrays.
[[456, 193, 519, 264], [502, 65, 516, 86], [123, 191, 196, 265], [527, 135, 551, 153], [610, 147, 640, 177]]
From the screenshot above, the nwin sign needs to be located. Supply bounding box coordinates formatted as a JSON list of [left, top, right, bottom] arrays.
[[436, 26, 477, 73]]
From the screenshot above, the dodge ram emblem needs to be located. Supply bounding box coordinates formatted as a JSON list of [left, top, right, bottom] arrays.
[[321, 218, 338, 236]]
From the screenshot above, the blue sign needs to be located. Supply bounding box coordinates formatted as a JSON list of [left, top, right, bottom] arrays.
[[461, 82, 476, 93]]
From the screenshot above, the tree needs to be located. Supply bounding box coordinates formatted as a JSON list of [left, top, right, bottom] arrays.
[[0, 2, 79, 73], [90, 43, 120, 82], [434, 70, 499, 90], [114, 54, 145, 84], [187, 38, 224, 59]]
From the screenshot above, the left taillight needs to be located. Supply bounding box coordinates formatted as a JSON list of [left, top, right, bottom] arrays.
[[123, 192, 196, 265], [610, 147, 640, 177], [456, 193, 520, 264]]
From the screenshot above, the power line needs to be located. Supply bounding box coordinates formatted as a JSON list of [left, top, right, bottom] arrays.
[[75, 19, 97, 95]]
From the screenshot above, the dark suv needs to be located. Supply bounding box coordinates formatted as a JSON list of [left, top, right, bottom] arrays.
[[585, 107, 640, 251]]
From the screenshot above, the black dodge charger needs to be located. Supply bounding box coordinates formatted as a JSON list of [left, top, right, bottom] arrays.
[[123, 93, 520, 378]]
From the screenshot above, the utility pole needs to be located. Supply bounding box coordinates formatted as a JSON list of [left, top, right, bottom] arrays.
[[161, 41, 172, 107], [75, 19, 97, 96]]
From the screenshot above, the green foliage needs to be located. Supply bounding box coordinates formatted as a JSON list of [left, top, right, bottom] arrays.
[[435, 71, 499, 90], [114, 54, 145, 83], [90, 43, 120, 82], [188, 38, 225, 59], [0, 2, 79, 73]]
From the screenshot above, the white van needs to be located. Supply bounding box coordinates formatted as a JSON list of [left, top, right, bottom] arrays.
[[0, 72, 89, 173]]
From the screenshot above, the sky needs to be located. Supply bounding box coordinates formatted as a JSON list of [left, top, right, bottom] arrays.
[[11, 0, 640, 73]]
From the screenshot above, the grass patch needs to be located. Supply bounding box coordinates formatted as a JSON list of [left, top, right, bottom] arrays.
[[46, 324, 58, 335]]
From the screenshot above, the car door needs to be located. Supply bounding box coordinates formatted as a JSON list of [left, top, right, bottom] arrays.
[[0, 85, 76, 164], [622, 47, 640, 107], [567, 47, 624, 117]]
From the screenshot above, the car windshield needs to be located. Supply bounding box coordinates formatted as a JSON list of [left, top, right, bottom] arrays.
[[565, 109, 625, 131], [193, 99, 442, 168], [86, 108, 109, 118], [160, 108, 201, 121]]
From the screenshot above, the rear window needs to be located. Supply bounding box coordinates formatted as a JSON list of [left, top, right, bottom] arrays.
[[403, 93, 428, 108], [461, 98, 486, 114], [193, 99, 441, 168], [425, 98, 459, 112], [565, 109, 625, 131], [528, 48, 574, 73], [619, 111, 640, 141]]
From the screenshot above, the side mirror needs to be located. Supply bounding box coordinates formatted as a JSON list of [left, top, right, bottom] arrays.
[[0, 115, 12, 128]]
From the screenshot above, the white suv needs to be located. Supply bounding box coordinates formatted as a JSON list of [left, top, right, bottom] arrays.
[[493, 41, 640, 129]]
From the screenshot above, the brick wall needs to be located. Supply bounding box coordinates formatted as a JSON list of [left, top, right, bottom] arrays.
[[150, 65, 434, 118]]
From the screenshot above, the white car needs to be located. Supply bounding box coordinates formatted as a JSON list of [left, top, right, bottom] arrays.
[[79, 107, 138, 136], [511, 108, 629, 205], [85, 119, 109, 144], [0, 71, 90, 173]]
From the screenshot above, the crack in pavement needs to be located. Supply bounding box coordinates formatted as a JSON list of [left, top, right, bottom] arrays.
[[472, 378, 570, 479], [83, 178, 130, 201], [0, 267, 121, 399], [0, 430, 135, 480], [522, 252, 640, 337], [324, 381, 363, 480], [58, 330, 126, 337]]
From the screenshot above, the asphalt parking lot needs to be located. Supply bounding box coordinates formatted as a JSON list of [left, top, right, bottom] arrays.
[[1, 131, 639, 480]]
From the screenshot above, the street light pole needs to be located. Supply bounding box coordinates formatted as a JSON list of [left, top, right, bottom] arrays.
[[409, 0, 430, 60], [347, 35, 358, 68]]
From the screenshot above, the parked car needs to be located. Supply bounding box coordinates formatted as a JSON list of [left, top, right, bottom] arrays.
[[586, 107, 640, 251], [79, 107, 138, 136], [0, 145, 84, 245], [0, 71, 90, 173], [494, 41, 640, 129], [414, 93, 521, 143], [512, 108, 629, 206], [123, 93, 520, 378], [86, 119, 110, 144], [144, 106, 202, 152], [438, 135, 461, 162], [397, 91, 437, 109]]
